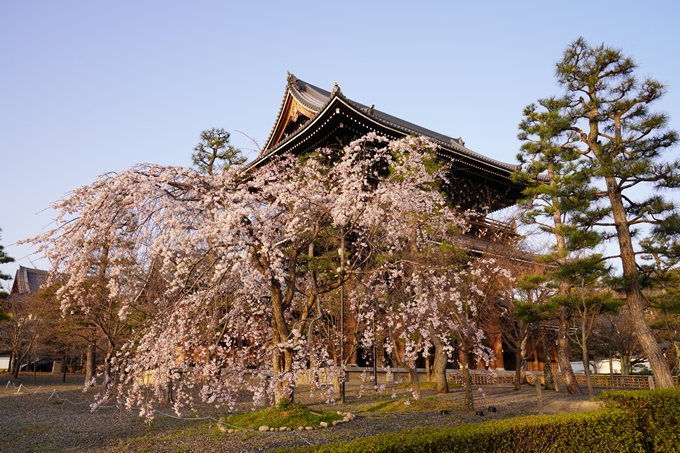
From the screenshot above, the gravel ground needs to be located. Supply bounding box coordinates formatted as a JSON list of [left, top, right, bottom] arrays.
[[0, 373, 601, 452]]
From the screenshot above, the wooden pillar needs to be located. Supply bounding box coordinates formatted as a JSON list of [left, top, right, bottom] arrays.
[[489, 333, 504, 370]]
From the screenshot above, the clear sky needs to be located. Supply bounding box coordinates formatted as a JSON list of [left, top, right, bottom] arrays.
[[1, 0, 679, 285]]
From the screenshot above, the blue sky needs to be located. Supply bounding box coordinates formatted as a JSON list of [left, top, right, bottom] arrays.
[[1, 0, 679, 284]]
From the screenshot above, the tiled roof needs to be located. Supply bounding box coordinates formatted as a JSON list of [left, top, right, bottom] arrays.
[[261, 73, 519, 175], [11, 265, 48, 295]]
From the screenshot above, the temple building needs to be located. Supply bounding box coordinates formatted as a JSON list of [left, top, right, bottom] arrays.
[[253, 73, 523, 215], [10, 265, 48, 296], [255, 74, 555, 373]]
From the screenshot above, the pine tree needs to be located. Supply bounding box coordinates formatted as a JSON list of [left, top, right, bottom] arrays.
[[553, 255, 620, 401], [521, 38, 679, 388], [515, 97, 592, 394], [639, 237, 680, 375], [0, 229, 15, 305], [191, 128, 245, 175]]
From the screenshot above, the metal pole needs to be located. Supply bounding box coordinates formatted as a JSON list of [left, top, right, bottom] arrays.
[[339, 241, 346, 404], [340, 281, 345, 404], [373, 312, 377, 390], [33, 333, 38, 385]]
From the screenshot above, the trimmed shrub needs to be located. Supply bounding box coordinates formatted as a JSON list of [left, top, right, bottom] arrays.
[[277, 409, 643, 453], [600, 387, 680, 453]]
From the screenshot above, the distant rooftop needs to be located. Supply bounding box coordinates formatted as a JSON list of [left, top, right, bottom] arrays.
[[11, 265, 48, 295]]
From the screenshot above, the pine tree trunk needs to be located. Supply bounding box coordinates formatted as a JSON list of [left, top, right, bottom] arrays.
[[582, 342, 594, 402], [552, 200, 582, 394], [513, 348, 522, 391], [621, 352, 632, 375], [543, 334, 556, 390], [519, 336, 528, 385], [535, 373, 544, 413], [604, 176, 675, 388], [557, 308, 582, 394]]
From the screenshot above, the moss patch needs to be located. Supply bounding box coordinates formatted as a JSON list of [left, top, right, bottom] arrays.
[[362, 396, 460, 413], [223, 401, 343, 430]]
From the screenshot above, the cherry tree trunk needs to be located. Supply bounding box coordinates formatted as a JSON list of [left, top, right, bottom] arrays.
[[11, 350, 20, 379], [333, 374, 341, 395], [460, 350, 473, 410], [165, 375, 174, 404], [284, 349, 294, 402], [432, 337, 449, 394], [62, 350, 68, 383], [272, 345, 286, 405], [104, 340, 115, 385], [85, 341, 96, 386], [425, 356, 432, 382], [270, 284, 294, 405], [408, 365, 422, 400]]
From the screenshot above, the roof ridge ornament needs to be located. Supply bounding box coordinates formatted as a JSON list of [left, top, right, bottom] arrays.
[[332, 82, 342, 96], [287, 71, 297, 87]]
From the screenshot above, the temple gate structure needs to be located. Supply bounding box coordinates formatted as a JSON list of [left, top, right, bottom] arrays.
[[254, 73, 556, 373]]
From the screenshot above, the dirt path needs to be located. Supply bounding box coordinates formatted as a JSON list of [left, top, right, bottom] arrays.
[[0, 373, 602, 452]]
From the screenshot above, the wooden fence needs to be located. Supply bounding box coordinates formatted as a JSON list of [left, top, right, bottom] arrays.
[[445, 371, 679, 390], [329, 367, 678, 390]]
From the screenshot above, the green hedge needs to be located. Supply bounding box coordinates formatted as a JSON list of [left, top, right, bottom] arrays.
[[277, 409, 643, 453], [275, 388, 680, 453], [600, 387, 680, 453]]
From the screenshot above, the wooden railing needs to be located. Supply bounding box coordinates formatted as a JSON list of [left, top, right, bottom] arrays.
[[446, 371, 515, 386], [311, 367, 678, 389], [446, 371, 679, 390]]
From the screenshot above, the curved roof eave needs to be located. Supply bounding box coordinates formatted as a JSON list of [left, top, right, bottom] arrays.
[[257, 74, 520, 179]]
